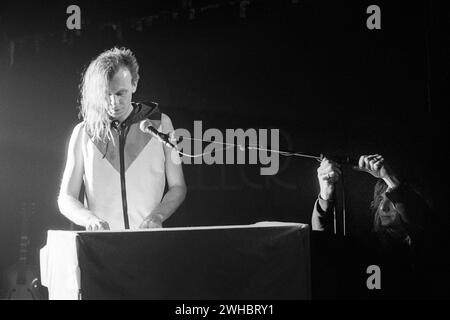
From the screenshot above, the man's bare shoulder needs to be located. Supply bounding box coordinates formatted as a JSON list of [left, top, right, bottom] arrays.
[[161, 112, 171, 121], [69, 122, 88, 144], [161, 113, 174, 132], [73, 121, 85, 131]]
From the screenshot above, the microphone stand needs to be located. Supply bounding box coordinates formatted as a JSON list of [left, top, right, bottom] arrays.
[[163, 133, 324, 161], [158, 131, 350, 236]]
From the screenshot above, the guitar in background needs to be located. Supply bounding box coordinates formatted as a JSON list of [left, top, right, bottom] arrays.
[[1, 202, 46, 300]]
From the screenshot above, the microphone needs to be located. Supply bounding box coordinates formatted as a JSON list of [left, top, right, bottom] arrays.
[[139, 119, 176, 149]]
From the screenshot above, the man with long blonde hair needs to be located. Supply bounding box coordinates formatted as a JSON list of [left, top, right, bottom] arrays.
[[58, 47, 186, 230]]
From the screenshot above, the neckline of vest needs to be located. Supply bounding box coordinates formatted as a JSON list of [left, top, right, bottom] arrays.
[[110, 103, 141, 130]]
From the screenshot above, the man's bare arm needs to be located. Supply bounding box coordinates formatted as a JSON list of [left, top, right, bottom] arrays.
[[140, 114, 186, 228], [57, 123, 109, 230]]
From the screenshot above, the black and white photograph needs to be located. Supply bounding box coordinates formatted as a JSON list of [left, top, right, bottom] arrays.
[[1, 0, 449, 307]]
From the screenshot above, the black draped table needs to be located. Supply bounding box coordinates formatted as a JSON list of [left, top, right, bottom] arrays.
[[40, 222, 310, 300]]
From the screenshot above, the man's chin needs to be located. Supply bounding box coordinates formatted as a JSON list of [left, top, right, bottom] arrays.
[[108, 111, 124, 119]]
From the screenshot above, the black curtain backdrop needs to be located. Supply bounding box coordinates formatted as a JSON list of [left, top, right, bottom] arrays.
[[1, 0, 449, 297]]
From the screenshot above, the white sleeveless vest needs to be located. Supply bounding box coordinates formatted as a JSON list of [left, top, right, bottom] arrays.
[[80, 103, 167, 230]]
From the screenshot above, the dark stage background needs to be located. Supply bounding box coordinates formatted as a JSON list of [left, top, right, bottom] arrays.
[[1, 0, 449, 298]]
